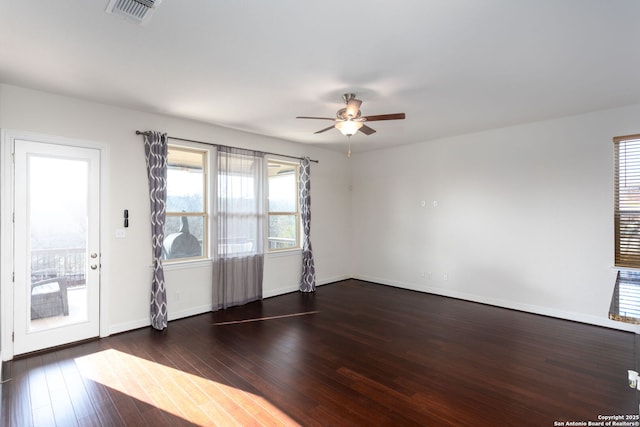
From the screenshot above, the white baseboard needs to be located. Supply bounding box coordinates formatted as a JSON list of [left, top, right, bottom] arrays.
[[263, 285, 299, 298], [263, 275, 350, 299], [353, 274, 639, 333], [109, 304, 213, 335], [108, 318, 151, 336], [106, 275, 349, 335], [168, 304, 212, 322], [317, 275, 351, 286]]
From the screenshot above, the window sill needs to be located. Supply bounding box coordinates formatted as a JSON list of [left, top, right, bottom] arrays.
[[151, 251, 301, 269], [266, 249, 302, 259], [612, 266, 640, 273], [159, 259, 212, 271]]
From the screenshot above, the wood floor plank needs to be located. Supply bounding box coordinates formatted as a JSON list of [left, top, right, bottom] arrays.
[[75, 413, 102, 427], [120, 349, 211, 425], [171, 344, 295, 427], [32, 404, 56, 427], [40, 352, 78, 427], [62, 371, 97, 422], [92, 398, 126, 427], [2, 280, 636, 426], [7, 359, 33, 427], [174, 365, 265, 426], [27, 356, 51, 413]]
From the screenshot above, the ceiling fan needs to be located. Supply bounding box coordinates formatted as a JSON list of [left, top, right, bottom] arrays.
[[296, 93, 406, 154]]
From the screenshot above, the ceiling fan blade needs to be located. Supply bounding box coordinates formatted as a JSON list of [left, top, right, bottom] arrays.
[[362, 113, 406, 121], [314, 125, 336, 134], [296, 116, 335, 120], [359, 124, 376, 135]]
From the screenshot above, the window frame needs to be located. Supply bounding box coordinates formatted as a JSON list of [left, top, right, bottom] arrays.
[[267, 158, 301, 252], [163, 144, 209, 263], [614, 133, 640, 269]]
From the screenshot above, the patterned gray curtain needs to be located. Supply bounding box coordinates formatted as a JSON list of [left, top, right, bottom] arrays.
[[143, 131, 168, 330], [299, 157, 316, 292]]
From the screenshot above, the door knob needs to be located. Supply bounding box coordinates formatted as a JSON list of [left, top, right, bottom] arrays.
[[90, 253, 98, 259], [91, 264, 98, 270]]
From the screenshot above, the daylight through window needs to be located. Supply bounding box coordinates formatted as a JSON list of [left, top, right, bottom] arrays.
[[163, 146, 207, 261], [268, 160, 300, 251]]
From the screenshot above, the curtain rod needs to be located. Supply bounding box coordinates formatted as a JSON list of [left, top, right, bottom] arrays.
[[135, 131, 319, 163]]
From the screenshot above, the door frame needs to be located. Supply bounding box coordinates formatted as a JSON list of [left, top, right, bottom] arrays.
[[1, 129, 110, 361]]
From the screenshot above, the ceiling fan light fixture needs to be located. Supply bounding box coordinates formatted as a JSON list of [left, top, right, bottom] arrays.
[[335, 120, 363, 136], [296, 93, 405, 139]]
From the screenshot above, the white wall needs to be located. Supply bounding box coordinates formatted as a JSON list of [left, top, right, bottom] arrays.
[[351, 103, 640, 333], [2, 81, 637, 348], [0, 84, 351, 336]]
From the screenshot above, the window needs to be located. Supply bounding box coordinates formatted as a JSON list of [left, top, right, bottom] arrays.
[[216, 149, 264, 257], [163, 146, 208, 261], [267, 160, 300, 251], [614, 134, 640, 268]]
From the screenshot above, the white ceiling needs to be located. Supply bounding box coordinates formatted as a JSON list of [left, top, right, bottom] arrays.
[[1, 0, 639, 154]]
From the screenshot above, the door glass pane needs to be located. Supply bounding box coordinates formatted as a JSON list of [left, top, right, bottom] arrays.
[[29, 155, 89, 331]]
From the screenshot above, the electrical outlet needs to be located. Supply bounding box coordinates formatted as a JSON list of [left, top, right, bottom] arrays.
[[443, 273, 448, 281], [176, 291, 181, 301]]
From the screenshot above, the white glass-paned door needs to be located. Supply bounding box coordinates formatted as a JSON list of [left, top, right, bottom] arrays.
[[13, 140, 100, 355]]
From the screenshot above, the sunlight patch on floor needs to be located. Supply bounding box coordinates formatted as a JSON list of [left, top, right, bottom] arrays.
[[75, 348, 300, 426]]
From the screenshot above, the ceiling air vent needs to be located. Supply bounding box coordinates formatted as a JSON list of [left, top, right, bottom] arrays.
[[106, 0, 162, 24]]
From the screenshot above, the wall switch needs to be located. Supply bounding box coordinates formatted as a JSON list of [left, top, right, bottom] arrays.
[[420, 200, 426, 207], [443, 273, 448, 281], [433, 200, 439, 207], [115, 229, 126, 238]]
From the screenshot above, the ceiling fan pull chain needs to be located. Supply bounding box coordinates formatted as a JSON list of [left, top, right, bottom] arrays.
[[347, 137, 352, 158]]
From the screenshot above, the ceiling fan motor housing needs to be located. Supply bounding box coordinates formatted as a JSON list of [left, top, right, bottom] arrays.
[[341, 93, 363, 120]]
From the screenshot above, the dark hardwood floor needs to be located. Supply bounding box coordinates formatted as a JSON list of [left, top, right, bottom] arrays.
[[1, 279, 637, 426]]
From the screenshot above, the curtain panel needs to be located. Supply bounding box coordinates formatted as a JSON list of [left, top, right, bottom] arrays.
[[213, 146, 265, 309], [299, 157, 316, 292], [143, 131, 169, 330]]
